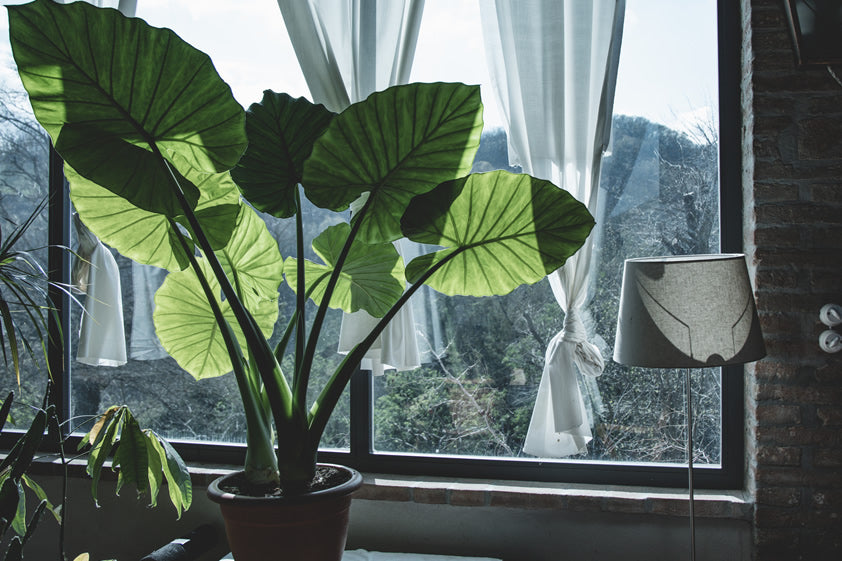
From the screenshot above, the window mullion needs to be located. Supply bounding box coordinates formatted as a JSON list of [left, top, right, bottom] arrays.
[[47, 143, 72, 434]]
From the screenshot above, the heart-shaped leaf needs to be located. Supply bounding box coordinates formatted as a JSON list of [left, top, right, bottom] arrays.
[[69, 159, 241, 271], [303, 82, 483, 244], [232, 92, 335, 218], [402, 171, 595, 296], [8, 0, 246, 212], [153, 206, 282, 379], [284, 223, 404, 317], [214, 204, 286, 306]]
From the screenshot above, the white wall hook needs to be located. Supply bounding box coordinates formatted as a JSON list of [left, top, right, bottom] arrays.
[[820, 329, 842, 353], [820, 303, 842, 327]]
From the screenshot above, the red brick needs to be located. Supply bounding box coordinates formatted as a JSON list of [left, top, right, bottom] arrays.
[[753, 227, 803, 249], [753, 181, 800, 203], [756, 404, 802, 425], [756, 487, 801, 507], [810, 184, 842, 203], [756, 445, 802, 466], [757, 313, 800, 336], [755, 426, 841, 447], [488, 491, 564, 510], [817, 406, 842, 427], [754, 361, 800, 381], [813, 448, 842, 467], [755, 505, 804, 528], [751, 7, 787, 28], [798, 118, 842, 159], [355, 484, 411, 502], [448, 489, 486, 507], [756, 383, 842, 405], [811, 489, 842, 507], [412, 487, 447, 504], [752, 94, 798, 117], [756, 466, 840, 487]]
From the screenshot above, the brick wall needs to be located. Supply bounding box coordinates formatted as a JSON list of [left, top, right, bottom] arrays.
[[745, 0, 842, 558]]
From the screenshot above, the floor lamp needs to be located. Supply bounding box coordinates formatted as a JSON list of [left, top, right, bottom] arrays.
[[613, 254, 766, 561]]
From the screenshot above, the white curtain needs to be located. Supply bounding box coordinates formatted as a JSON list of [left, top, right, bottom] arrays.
[[73, 214, 127, 367], [277, 0, 425, 374], [479, 0, 625, 457], [71, 0, 138, 367]]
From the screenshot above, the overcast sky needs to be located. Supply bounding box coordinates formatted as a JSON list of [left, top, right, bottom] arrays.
[[2, 0, 718, 135]]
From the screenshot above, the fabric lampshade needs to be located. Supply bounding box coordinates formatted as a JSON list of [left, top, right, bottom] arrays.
[[613, 254, 766, 368]]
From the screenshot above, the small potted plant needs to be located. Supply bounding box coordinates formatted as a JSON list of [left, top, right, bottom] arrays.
[[8, 1, 595, 559]]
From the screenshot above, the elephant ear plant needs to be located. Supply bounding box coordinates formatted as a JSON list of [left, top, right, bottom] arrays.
[[8, 0, 595, 493]]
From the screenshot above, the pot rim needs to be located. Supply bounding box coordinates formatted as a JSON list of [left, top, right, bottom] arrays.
[[207, 463, 363, 506]]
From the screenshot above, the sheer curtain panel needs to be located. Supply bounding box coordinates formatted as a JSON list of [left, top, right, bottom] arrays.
[[479, 0, 625, 457], [276, 0, 425, 374]]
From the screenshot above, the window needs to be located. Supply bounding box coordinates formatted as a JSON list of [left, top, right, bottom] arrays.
[[0, 0, 743, 488]]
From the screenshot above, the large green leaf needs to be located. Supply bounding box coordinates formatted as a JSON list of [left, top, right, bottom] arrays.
[[8, 0, 246, 213], [153, 206, 282, 379], [284, 223, 404, 317], [232, 92, 335, 218], [215, 205, 286, 306], [69, 160, 241, 271], [303, 82, 483, 244], [402, 171, 595, 296]]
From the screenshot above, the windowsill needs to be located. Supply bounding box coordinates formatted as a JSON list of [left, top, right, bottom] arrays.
[[29, 457, 752, 521], [188, 463, 754, 521]]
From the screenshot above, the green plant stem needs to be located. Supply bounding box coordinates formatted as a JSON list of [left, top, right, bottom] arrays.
[[308, 246, 465, 442], [293, 187, 306, 410], [297, 196, 373, 415], [273, 275, 328, 364], [151, 147, 293, 452], [166, 217, 278, 484]]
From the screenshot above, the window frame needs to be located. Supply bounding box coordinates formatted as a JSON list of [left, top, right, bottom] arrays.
[[40, 0, 744, 490]]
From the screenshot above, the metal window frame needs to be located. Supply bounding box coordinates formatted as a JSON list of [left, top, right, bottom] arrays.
[[43, 0, 744, 489]]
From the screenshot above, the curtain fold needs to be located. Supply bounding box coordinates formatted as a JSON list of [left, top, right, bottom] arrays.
[[73, 214, 127, 367], [277, 0, 425, 374], [479, 0, 625, 457]]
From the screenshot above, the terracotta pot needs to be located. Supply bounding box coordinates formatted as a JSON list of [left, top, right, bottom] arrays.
[[207, 464, 363, 561]]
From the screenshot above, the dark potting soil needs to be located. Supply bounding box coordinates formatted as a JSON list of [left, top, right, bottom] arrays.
[[220, 465, 353, 498]]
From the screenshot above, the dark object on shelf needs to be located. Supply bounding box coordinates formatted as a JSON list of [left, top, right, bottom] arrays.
[[784, 0, 842, 66], [139, 525, 217, 561]]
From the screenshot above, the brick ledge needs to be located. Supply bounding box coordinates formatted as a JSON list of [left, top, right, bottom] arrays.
[[32, 459, 753, 521]]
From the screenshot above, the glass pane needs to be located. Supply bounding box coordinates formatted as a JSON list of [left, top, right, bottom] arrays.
[[0, 2, 52, 427], [65, 0, 350, 448], [372, 0, 722, 465]]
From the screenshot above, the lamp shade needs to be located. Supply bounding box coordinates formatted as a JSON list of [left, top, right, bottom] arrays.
[[613, 254, 765, 368]]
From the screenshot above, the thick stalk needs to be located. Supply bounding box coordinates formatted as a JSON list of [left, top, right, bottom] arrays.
[[167, 217, 278, 484], [293, 187, 306, 409], [296, 196, 373, 412], [274, 274, 329, 364], [151, 145, 291, 428], [308, 246, 465, 442], [150, 147, 296, 481]]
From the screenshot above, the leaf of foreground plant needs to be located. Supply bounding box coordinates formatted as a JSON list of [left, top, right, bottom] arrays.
[[112, 411, 149, 498], [233, 92, 335, 218], [69, 162, 241, 271], [154, 208, 282, 379], [402, 171, 595, 296], [303, 82, 483, 244], [8, 1, 246, 188], [145, 430, 192, 518], [284, 223, 404, 317]]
